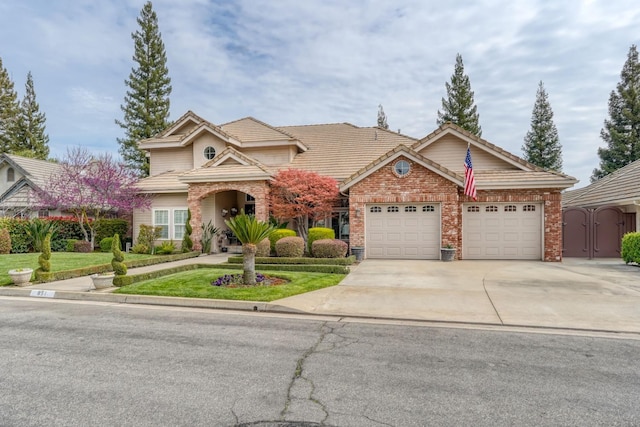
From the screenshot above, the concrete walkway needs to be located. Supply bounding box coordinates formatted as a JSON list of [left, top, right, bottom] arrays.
[[1, 255, 639, 334]]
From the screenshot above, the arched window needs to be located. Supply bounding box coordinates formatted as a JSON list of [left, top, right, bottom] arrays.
[[7, 168, 14, 182]]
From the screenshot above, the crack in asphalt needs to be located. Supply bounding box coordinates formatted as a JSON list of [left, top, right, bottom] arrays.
[[280, 322, 356, 424]]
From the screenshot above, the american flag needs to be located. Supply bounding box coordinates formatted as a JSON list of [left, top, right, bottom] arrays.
[[464, 147, 477, 200]]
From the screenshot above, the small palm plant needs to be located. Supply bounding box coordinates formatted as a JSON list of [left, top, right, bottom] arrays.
[[225, 210, 275, 285]]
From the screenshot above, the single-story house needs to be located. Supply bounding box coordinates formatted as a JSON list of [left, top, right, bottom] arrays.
[[134, 111, 577, 261], [0, 153, 64, 218], [562, 159, 639, 258]]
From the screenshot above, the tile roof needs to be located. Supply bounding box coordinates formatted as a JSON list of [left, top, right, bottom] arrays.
[[135, 170, 189, 193], [562, 158, 640, 207], [221, 117, 299, 142], [277, 123, 418, 181], [1, 154, 62, 189]]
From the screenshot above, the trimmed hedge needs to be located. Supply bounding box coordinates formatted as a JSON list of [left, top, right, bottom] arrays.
[[74, 240, 92, 253], [269, 229, 296, 252], [227, 255, 355, 265], [621, 232, 640, 264], [312, 239, 348, 258], [0, 218, 30, 253], [256, 238, 271, 257], [0, 228, 11, 254], [100, 237, 114, 252], [113, 262, 349, 286], [94, 219, 128, 244], [34, 251, 201, 283], [276, 236, 305, 257], [307, 227, 335, 253]]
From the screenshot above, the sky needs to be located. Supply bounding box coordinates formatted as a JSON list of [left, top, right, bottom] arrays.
[[1, 0, 639, 188]]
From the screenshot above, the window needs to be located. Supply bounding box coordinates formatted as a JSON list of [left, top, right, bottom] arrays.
[[387, 206, 399, 213], [370, 206, 382, 213], [7, 168, 14, 182], [38, 210, 49, 218], [423, 205, 435, 212], [523, 205, 536, 212], [405, 206, 417, 212], [504, 205, 517, 212], [154, 210, 169, 239], [394, 160, 410, 177], [467, 206, 479, 212], [204, 146, 216, 160], [485, 205, 498, 212], [246, 194, 255, 202], [174, 209, 188, 240]]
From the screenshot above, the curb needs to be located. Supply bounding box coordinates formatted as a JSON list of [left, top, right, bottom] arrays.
[[0, 287, 307, 314]]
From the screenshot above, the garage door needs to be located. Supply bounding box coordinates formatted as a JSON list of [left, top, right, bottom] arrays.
[[365, 203, 440, 259], [463, 203, 542, 260]]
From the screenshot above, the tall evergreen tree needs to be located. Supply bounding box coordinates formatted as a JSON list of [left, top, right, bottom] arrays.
[[0, 57, 20, 154], [592, 45, 640, 181], [116, 1, 172, 176], [522, 81, 562, 171], [437, 53, 482, 136], [15, 71, 50, 159], [377, 104, 389, 129]]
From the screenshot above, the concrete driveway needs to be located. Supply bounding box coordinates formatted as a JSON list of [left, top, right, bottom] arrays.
[[276, 258, 640, 333]]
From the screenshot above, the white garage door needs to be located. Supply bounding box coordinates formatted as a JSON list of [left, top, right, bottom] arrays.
[[463, 203, 542, 260], [365, 203, 440, 259]]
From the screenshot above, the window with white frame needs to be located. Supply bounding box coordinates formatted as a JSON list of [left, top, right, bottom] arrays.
[[154, 210, 170, 239], [174, 209, 188, 239]]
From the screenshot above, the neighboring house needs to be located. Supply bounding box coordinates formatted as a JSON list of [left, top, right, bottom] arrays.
[[134, 111, 577, 261], [562, 159, 639, 258], [0, 153, 64, 218]]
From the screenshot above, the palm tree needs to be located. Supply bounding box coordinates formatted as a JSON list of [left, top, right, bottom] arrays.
[[225, 210, 275, 285]]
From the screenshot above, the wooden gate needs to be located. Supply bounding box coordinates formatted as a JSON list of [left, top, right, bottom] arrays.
[[562, 206, 636, 258]]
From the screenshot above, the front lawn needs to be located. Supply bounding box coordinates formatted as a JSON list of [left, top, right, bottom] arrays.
[[0, 252, 156, 286], [114, 268, 345, 301]]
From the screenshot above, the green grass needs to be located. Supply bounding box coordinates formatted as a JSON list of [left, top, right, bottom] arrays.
[[0, 252, 156, 286], [114, 268, 345, 301]]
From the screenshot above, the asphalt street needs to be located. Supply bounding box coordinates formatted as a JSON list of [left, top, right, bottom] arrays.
[[1, 298, 639, 426]]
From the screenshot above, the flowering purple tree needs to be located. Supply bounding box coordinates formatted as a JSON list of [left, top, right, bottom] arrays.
[[36, 147, 151, 247]]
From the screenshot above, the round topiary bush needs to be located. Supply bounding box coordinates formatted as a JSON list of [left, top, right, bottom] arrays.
[[312, 239, 348, 258], [100, 237, 114, 252], [269, 229, 296, 253], [307, 227, 335, 253], [256, 237, 271, 257], [275, 236, 305, 258]]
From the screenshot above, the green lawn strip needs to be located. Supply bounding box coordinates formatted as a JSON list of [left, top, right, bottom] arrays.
[[226, 255, 355, 265], [114, 268, 345, 302], [0, 252, 198, 286]]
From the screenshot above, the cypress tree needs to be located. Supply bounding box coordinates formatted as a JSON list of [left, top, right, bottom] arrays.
[[437, 53, 482, 136], [377, 104, 389, 129], [116, 1, 172, 176], [15, 71, 50, 159], [522, 81, 562, 171], [592, 45, 640, 181], [0, 57, 20, 154]]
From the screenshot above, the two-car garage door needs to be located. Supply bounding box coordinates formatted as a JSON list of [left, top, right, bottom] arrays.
[[365, 203, 440, 259], [463, 203, 542, 260]]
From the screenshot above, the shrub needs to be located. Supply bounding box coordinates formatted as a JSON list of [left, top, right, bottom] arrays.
[[38, 233, 52, 272], [307, 227, 335, 253], [0, 218, 30, 253], [312, 239, 348, 258], [0, 228, 11, 254], [275, 236, 305, 257], [66, 239, 78, 252], [26, 219, 59, 252], [137, 224, 161, 254], [94, 219, 128, 244], [182, 209, 193, 252], [131, 243, 149, 254], [256, 238, 271, 257], [51, 239, 67, 252], [269, 229, 296, 253], [155, 241, 175, 255], [111, 233, 127, 276], [46, 217, 86, 241], [74, 240, 92, 253], [621, 232, 640, 264], [100, 237, 114, 252]]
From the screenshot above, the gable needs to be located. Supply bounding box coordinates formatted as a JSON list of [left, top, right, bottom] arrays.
[[416, 133, 520, 172]]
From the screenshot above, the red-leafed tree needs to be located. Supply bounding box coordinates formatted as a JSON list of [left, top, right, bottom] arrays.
[[35, 147, 151, 247], [269, 169, 339, 243]]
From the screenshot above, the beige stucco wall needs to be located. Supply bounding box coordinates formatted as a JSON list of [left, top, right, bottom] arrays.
[[417, 134, 519, 172], [0, 164, 24, 194], [149, 148, 193, 175]]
